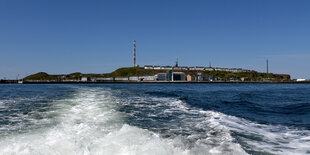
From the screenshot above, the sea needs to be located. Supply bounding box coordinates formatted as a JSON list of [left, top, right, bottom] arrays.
[[0, 84, 309, 155]]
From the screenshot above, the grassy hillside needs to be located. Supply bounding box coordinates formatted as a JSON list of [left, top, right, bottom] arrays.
[[24, 72, 59, 81], [24, 67, 291, 81], [103, 67, 168, 77]]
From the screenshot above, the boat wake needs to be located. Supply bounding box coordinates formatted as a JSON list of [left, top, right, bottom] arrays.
[[0, 86, 309, 154]]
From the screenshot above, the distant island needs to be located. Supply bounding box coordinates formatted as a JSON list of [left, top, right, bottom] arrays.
[[17, 65, 294, 83], [2, 39, 307, 84]]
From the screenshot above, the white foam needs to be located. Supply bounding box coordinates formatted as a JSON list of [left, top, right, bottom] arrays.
[[0, 87, 187, 155], [2, 86, 308, 154], [115, 94, 248, 154], [214, 111, 310, 154], [0, 100, 4, 108], [128, 94, 310, 154]]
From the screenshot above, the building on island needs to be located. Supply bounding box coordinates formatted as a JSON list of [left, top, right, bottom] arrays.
[[129, 76, 139, 81], [186, 74, 196, 81], [144, 65, 252, 73], [155, 73, 167, 81], [81, 77, 88, 82], [139, 76, 155, 81], [154, 70, 186, 81], [115, 77, 129, 81], [172, 72, 186, 81]]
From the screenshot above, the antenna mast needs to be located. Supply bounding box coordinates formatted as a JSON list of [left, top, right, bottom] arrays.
[[267, 59, 269, 79], [133, 40, 136, 67]]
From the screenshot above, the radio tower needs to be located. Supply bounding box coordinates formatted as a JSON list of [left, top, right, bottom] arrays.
[[133, 40, 136, 67], [266, 59, 269, 79]]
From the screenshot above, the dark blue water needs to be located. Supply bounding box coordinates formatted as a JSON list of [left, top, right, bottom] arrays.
[[0, 84, 309, 154], [129, 84, 310, 129]]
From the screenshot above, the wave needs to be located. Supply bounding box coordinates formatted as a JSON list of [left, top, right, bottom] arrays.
[[177, 101, 310, 154], [145, 89, 310, 129], [111, 88, 310, 154], [1, 85, 309, 154], [279, 102, 310, 115], [0, 87, 240, 155]]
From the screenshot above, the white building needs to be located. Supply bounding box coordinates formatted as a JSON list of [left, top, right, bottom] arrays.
[[144, 65, 154, 69], [296, 79, 306, 82], [180, 67, 188, 70], [139, 76, 155, 81], [205, 67, 214, 71], [102, 77, 114, 81], [81, 77, 88, 82], [129, 76, 139, 81], [195, 67, 205, 71], [144, 65, 250, 72], [161, 66, 173, 70], [114, 77, 129, 81], [153, 66, 161, 70]]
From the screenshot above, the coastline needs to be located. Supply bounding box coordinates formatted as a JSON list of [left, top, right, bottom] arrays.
[[1, 81, 310, 84]]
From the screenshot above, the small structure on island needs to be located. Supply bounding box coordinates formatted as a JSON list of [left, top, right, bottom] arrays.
[[129, 76, 139, 81], [155, 73, 167, 81], [139, 76, 155, 81], [155, 70, 186, 82], [186, 74, 196, 81], [81, 77, 89, 82], [172, 72, 186, 81], [174, 59, 179, 67], [115, 77, 129, 81]]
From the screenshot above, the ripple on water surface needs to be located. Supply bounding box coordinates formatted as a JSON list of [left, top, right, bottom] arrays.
[[0, 84, 309, 155]]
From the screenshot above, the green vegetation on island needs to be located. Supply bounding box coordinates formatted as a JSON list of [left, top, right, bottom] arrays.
[[24, 67, 291, 82], [24, 72, 59, 81]]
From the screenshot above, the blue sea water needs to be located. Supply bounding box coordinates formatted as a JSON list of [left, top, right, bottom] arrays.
[[0, 84, 309, 154]]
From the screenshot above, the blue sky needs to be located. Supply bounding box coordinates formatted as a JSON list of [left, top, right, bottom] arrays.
[[0, 0, 309, 79]]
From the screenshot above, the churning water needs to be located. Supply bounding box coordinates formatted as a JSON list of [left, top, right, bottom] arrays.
[[0, 84, 310, 155]]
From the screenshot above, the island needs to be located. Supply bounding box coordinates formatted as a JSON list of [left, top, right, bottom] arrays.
[[14, 65, 297, 83]]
